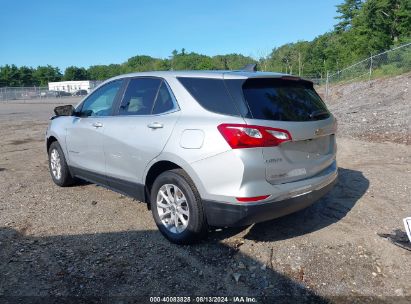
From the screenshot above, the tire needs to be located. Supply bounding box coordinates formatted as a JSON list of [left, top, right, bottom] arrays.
[[48, 141, 75, 187], [151, 169, 208, 244]]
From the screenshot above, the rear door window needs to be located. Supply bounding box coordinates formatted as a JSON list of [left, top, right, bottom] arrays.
[[152, 81, 177, 114], [119, 78, 162, 115], [177, 77, 240, 116], [242, 78, 330, 121]]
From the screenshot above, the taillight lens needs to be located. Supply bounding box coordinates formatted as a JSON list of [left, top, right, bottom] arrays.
[[217, 124, 292, 149]]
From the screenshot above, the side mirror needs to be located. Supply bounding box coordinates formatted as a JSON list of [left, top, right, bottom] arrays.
[[81, 109, 93, 117], [54, 105, 75, 116]]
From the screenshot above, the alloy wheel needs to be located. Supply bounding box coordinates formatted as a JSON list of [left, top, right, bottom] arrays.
[[50, 148, 62, 180], [156, 184, 190, 234]]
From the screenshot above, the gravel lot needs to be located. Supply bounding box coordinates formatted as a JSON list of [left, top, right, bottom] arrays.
[[0, 86, 410, 303], [317, 72, 411, 145]]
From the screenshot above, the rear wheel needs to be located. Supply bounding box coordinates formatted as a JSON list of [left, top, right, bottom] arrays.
[[151, 169, 208, 244], [48, 141, 75, 187]]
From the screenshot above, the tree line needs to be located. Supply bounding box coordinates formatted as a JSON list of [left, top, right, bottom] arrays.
[[0, 52, 255, 87], [263, 0, 410, 78], [0, 0, 409, 87]]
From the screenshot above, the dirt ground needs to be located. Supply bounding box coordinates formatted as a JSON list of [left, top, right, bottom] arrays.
[[317, 72, 411, 145], [0, 100, 410, 303]]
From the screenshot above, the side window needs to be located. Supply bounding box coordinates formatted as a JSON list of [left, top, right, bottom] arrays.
[[152, 81, 176, 114], [79, 80, 122, 117], [119, 78, 161, 115], [177, 77, 240, 116]]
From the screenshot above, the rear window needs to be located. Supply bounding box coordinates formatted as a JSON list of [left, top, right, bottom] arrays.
[[242, 78, 330, 121], [177, 77, 240, 116]]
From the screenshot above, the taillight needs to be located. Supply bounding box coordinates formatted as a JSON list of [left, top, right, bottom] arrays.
[[217, 124, 292, 149]]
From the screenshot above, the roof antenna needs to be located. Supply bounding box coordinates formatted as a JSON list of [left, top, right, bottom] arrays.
[[241, 63, 257, 72]]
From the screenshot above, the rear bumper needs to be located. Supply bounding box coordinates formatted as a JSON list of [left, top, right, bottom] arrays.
[[202, 174, 337, 227]]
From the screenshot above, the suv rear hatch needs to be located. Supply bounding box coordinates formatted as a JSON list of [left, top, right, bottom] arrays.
[[226, 76, 337, 185]]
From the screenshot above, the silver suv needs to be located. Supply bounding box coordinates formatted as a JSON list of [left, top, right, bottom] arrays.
[[46, 70, 337, 244]]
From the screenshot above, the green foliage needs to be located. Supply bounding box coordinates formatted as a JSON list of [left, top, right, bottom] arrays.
[[352, 0, 411, 53], [263, 0, 410, 78], [125, 55, 163, 72], [0, 65, 20, 86], [371, 44, 411, 77], [334, 0, 362, 32], [63, 66, 89, 81], [33, 65, 62, 86], [88, 64, 124, 80], [170, 50, 215, 70], [0, 0, 409, 87], [0, 64, 62, 87]]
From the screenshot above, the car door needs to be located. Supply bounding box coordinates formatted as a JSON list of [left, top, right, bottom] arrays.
[[102, 77, 181, 196], [65, 79, 123, 183]]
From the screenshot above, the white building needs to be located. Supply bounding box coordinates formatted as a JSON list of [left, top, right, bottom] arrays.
[[48, 80, 101, 93]]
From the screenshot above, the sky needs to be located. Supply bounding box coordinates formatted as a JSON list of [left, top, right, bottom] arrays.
[[0, 0, 342, 71]]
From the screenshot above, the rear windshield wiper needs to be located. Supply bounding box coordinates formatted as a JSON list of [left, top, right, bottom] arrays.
[[309, 110, 329, 120]]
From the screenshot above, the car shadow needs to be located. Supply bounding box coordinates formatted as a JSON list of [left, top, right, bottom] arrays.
[[209, 167, 369, 242], [68, 178, 91, 187], [0, 227, 328, 303]]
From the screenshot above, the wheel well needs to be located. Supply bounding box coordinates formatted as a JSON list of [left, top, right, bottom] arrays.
[[145, 161, 181, 208], [46, 136, 58, 152]]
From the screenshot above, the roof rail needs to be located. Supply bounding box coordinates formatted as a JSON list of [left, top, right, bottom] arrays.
[[240, 64, 257, 72]]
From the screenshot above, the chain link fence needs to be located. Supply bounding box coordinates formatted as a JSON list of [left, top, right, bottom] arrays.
[[0, 87, 58, 101], [324, 42, 411, 100], [0, 81, 103, 101]]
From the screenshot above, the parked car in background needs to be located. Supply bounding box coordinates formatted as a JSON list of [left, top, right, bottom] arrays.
[[21, 91, 39, 99], [73, 89, 88, 96], [41, 91, 59, 97], [46, 69, 338, 244], [56, 91, 72, 97]]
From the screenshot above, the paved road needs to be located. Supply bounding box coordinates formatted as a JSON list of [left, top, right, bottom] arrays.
[[0, 98, 81, 121]]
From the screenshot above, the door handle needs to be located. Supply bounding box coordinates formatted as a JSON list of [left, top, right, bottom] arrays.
[[147, 122, 163, 129], [92, 122, 103, 128]]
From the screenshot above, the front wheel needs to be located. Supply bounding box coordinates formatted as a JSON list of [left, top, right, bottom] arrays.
[[48, 141, 75, 187], [150, 169, 208, 244]]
